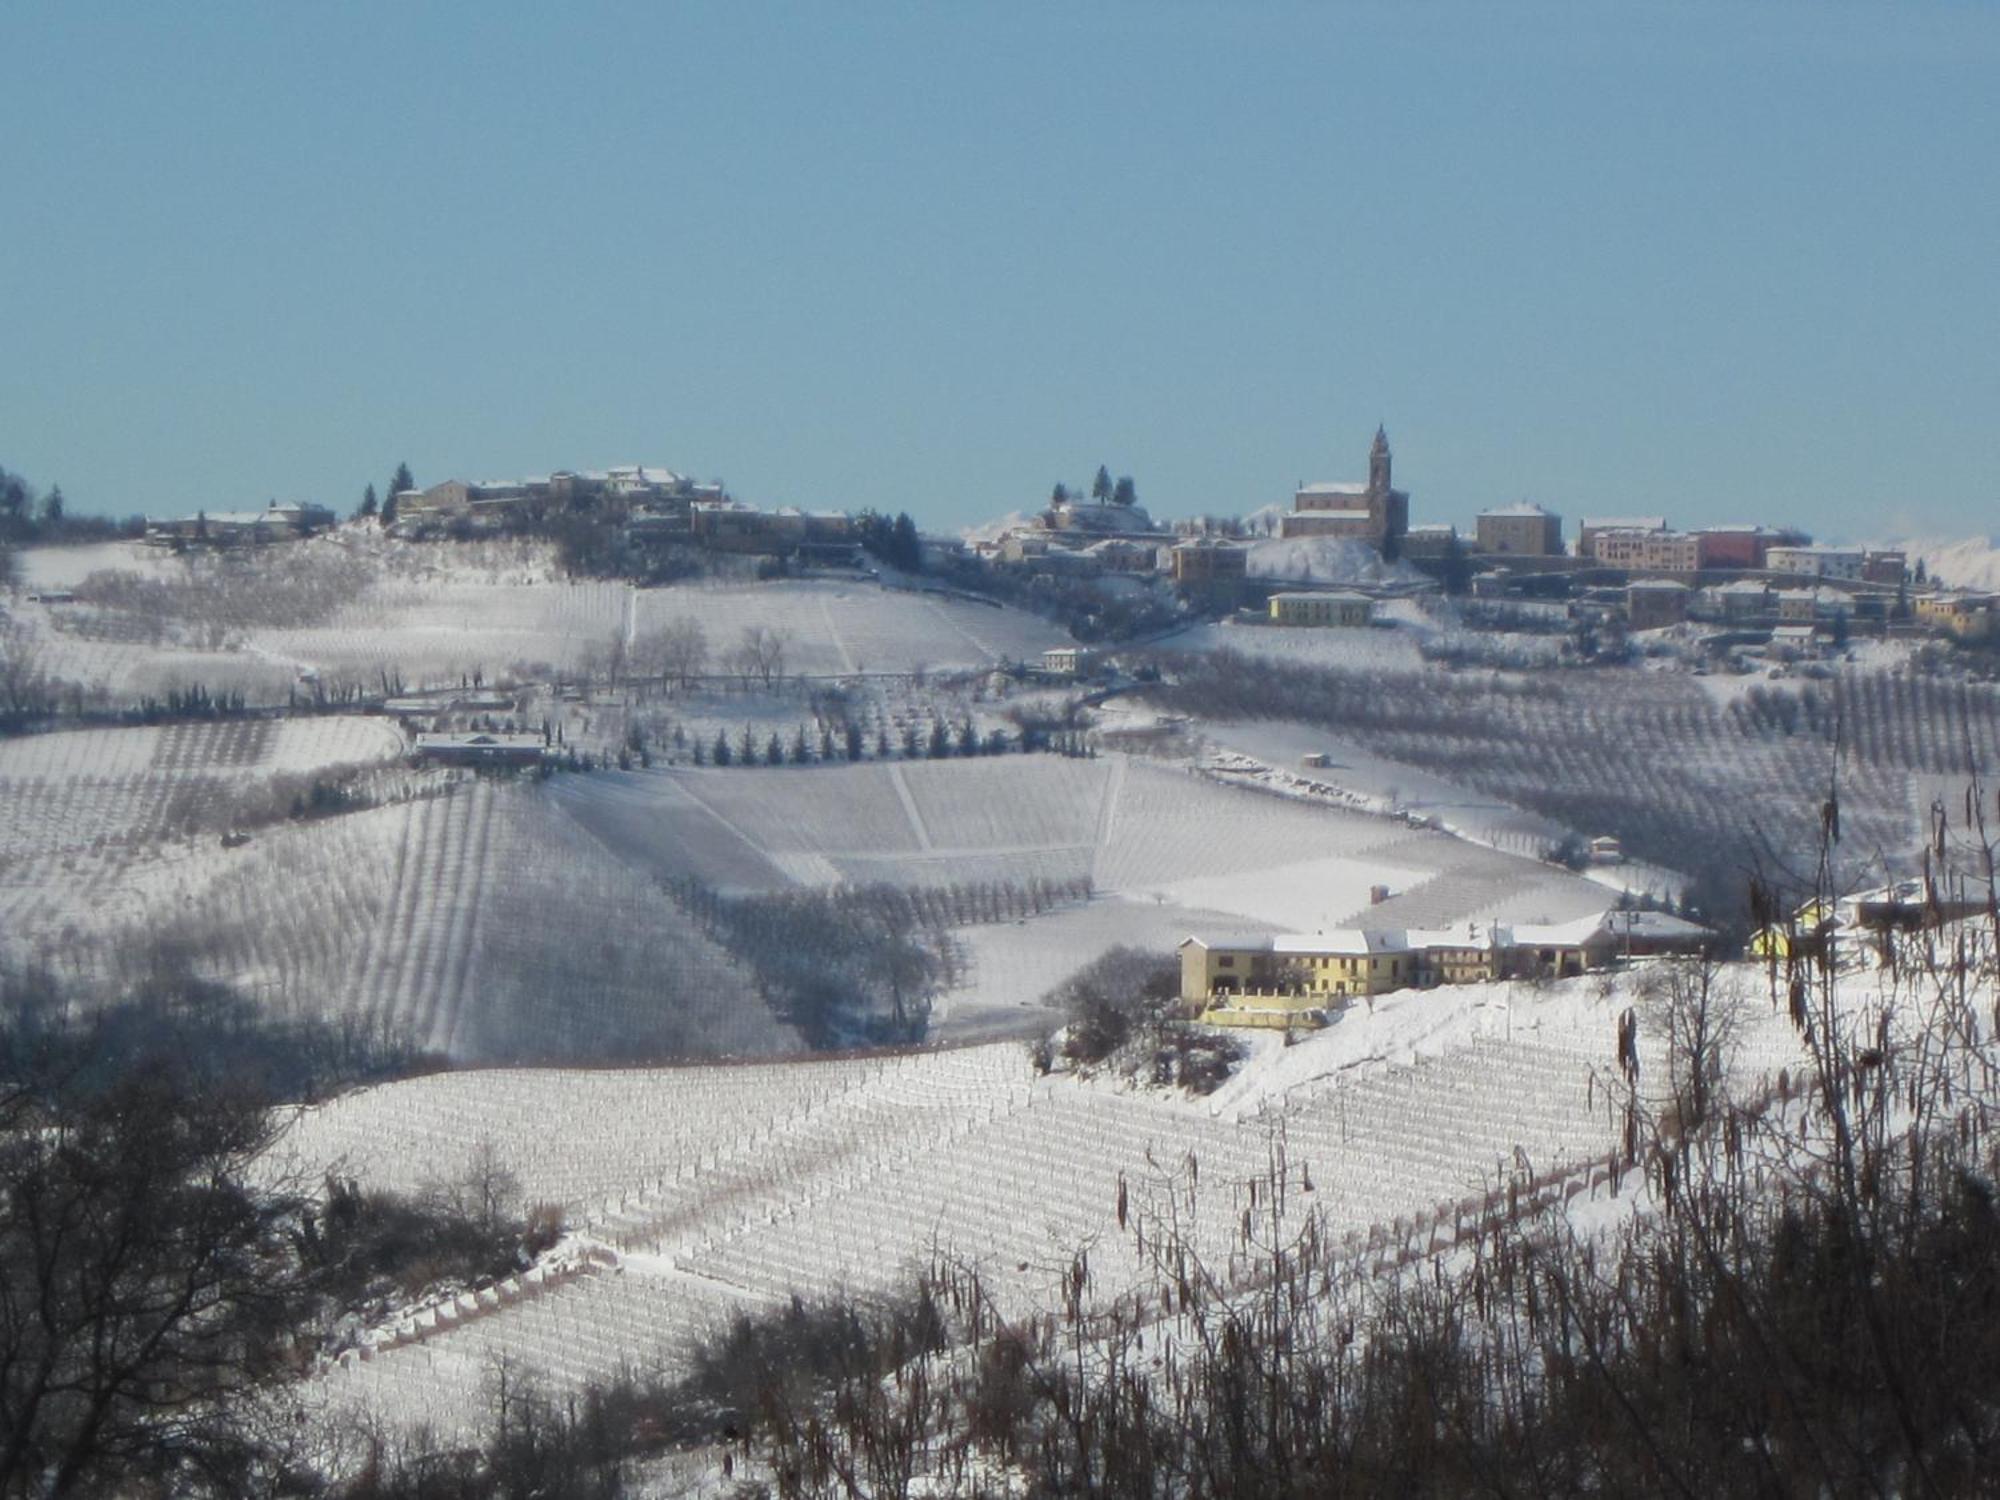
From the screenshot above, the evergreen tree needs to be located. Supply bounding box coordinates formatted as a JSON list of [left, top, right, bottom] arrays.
[[40, 486, 63, 527], [1051, 482, 1070, 507], [766, 730, 784, 766], [892, 512, 922, 573], [712, 729, 732, 766], [1111, 475, 1137, 507], [739, 724, 756, 765], [845, 721, 864, 761], [390, 462, 415, 497], [0, 468, 30, 530], [358, 483, 379, 521], [1091, 465, 1113, 503]]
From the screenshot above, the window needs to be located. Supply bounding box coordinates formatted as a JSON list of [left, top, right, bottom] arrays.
[[1218, 955, 1235, 968]]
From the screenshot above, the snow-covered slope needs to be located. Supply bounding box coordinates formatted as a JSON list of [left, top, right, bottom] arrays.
[[1894, 534, 2000, 592], [292, 961, 1818, 1439]]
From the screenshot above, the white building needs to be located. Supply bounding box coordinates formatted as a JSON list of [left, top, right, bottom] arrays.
[[1766, 545, 1865, 581]]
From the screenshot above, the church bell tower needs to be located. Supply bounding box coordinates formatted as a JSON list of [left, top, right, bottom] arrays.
[[1369, 425, 1391, 498]]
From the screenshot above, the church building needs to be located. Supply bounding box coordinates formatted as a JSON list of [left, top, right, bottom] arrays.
[[1282, 426, 1411, 555]]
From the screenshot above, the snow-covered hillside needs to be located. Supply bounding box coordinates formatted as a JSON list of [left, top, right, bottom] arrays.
[[548, 752, 1619, 1040], [8, 537, 1069, 705], [1895, 534, 2000, 592], [287, 962, 1817, 1440]]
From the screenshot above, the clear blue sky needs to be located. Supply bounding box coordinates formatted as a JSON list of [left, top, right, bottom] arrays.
[[4, 2, 1996, 542]]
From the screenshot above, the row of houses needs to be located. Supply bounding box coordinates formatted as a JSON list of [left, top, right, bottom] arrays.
[[393, 466, 724, 524], [1751, 878, 1996, 968], [1181, 908, 1714, 1029], [145, 500, 336, 546], [1614, 576, 1998, 643]]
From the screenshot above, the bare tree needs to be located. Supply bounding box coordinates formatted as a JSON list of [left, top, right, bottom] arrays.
[[423, 1140, 523, 1241], [734, 624, 789, 689], [0, 1007, 306, 1497], [1636, 954, 1746, 1132], [0, 622, 57, 725], [644, 615, 709, 691]]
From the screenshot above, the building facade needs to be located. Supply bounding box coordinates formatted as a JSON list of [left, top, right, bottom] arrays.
[[1268, 591, 1374, 627], [1767, 545, 1865, 581], [1626, 580, 1690, 629], [1170, 539, 1249, 585], [1281, 427, 1411, 552], [1578, 516, 1667, 558], [1475, 504, 1563, 556], [1591, 528, 1699, 572]]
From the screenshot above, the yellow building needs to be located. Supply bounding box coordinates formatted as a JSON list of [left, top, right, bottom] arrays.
[[1179, 932, 1416, 1007], [1267, 591, 1375, 628], [1915, 593, 1996, 640], [1180, 913, 1696, 1013]]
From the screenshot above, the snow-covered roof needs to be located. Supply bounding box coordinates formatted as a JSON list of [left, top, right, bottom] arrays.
[[1583, 516, 1667, 531], [1186, 908, 1706, 959], [1479, 503, 1556, 519], [1403, 924, 1495, 951], [1600, 910, 1715, 941], [414, 732, 545, 751], [1505, 914, 1619, 947], [1406, 523, 1457, 536], [1273, 930, 1410, 955], [1270, 590, 1372, 604], [1627, 579, 1689, 592], [1297, 482, 1367, 496], [1713, 579, 1772, 595]]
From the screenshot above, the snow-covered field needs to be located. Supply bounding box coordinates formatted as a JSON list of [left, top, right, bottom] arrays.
[[1897, 534, 2000, 593], [0, 752, 785, 1062], [1156, 619, 1429, 672], [10, 539, 1068, 704], [548, 752, 1624, 1039], [291, 961, 1818, 1439]]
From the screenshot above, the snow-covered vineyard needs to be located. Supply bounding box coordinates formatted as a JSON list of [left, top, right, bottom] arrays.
[[2, 719, 1621, 1057], [279, 971, 1817, 1439]]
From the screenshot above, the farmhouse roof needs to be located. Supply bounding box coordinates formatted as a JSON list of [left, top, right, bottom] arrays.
[[414, 732, 544, 751], [1479, 503, 1556, 519], [1298, 482, 1368, 496]]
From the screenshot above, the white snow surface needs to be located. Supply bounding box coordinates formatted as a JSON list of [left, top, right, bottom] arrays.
[[1893, 534, 2000, 592], [288, 958, 1826, 1441], [1245, 536, 1430, 587]]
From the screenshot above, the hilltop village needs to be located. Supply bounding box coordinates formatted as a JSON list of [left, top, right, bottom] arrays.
[[9, 431, 2000, 1490], [0, 427, 1981, 1044], [126, 431, 1994, 656]]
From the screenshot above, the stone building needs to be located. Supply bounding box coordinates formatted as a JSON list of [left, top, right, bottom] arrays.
[[1281, 427, 1410, 553], [1475, 503, 1563, 556]]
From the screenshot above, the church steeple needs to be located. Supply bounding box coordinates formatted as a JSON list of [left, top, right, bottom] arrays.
[[1369, 425, 1391, 497]]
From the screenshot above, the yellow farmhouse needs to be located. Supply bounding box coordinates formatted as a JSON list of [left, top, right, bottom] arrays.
[[1267, 590, 1375, 628], [1180, 911, 1710, 1029]]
